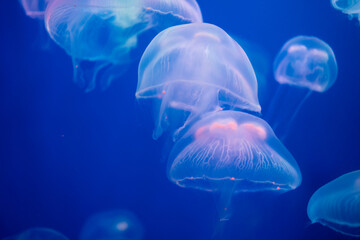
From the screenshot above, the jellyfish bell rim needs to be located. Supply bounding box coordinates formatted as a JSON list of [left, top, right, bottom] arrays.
[[310, 218, 360, 237], [273, 35, 338, 93], [167, 110, 302, 193], [135, 79, 262, 113]]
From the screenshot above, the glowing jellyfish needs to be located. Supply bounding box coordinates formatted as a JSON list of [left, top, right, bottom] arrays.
[[265, 36, 338, 138], [3, 228, 69, 240], [307, 170, 360, 237], [331, 0, 360, 21], [136, 23, 261, 140], [19, 0, 52, 18], [43, 0, 202, 91], [168, 110, 301, 220], [79, 210, 144, 240]]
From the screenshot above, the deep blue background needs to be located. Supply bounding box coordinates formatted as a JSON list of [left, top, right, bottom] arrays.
[[1, 1, 360, 239]]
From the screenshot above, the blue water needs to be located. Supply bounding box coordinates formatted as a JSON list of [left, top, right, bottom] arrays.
[[1, 1, 360, 239]]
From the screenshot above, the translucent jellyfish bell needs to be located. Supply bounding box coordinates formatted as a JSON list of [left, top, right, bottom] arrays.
[[79, 210, 144, 240], [19, 0, 52, 19], [3, 228, 69, 240], [264, 36, 338, 138], [331, 0, 360, 21], [307, 170, 360, 237], [44, 0, 203, 91], [168, 110, 301, 193], [136, 23, 261, 140]]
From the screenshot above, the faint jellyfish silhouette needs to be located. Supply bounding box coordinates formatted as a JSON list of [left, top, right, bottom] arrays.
[[331, 0, 360, 21], [136, 23, 261, 140], [3, 228, 69, 240], [264, 36, 338, 139], [19, 0, 52, 19], [307, 170, 360, 237], [168, 110, 302, 221], [79, 210, 144, 240], [44, 0, 203, 91]]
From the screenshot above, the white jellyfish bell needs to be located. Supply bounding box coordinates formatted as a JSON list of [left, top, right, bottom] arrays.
[[264, 36, 338, 139], [167, 110, 302, 221], [19, 0, 52, 18], [136, 23, 261, 140]]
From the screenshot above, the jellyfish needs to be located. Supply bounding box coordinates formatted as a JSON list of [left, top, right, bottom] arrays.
[[3, 228, 69, 240], [19, 0, 52, 19], [79, 210, 144, 240], [136, 23, 261, 140], [43, 0, 202, 91], [168, 110, 302, 221], [331, 0, 360, 21], [307, 170, 360, 237], [264, 36, 338, 139]]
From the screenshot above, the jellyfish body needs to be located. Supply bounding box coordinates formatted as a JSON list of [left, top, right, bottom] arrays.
[[136, 23, 261, 140], [331, 0, 360, 21], [79, 210, 144, 240], [265, 36, 338, 138], [44, 0, 203, 91], [19, 0, 52, 19], [307, 170, 360, 237], [168, 110, 301, 192], [4, 228, 69, 240]]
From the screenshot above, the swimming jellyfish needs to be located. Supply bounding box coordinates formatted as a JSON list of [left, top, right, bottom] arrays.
[[307, 170, 360, 237], [79, 210, 144, 240], [19, 0, 52, 18], [265, 36, 337, 138], [43, 0, 203, 91], [3, 228, 69, 240], [136, 23, 261, 140], [168, 110, 301, 220], [331, 0, 360, 21]]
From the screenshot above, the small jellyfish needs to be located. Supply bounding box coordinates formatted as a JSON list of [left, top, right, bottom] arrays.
[[168, 110, 301, 220], [331, 0, 360, 21], [43, 0, 203, 91], [264, 36, 338, 138], [19, 0, 52, 19], [136, 23, 261, 140], [307, 170, 360, 237], [3, 228, 69, 240], [79, 210, 144, 240]]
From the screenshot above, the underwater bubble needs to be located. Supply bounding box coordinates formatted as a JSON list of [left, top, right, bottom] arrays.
[[79, 210, 144, 240], [4, 228, 69, 240], [168, 110, 301, 193], [307, 170, 360, 237], [44, 0, 203, 91], [136, 23, 260, 140]]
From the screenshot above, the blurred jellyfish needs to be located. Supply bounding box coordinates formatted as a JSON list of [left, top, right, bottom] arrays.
[[168, 110, 302, 220], [19, 0, 52, 19], [3, 228, 69, 240], [307, 170, 360, 237], [79, 210, 144, 240], [43, 0, 203, 91], [136, 23, 261, 140], [331, 0, 360, 21], [264, 36, 338, 138]]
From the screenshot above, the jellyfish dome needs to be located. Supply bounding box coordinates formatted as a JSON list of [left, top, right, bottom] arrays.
[[167, 110, 302, 193], [20, 0, 52, 18], [4, 228, 69, 240], [274, 36, 338, 92], [307, 170, 360, 237], [79, 210, 144, 240], [44, 0, 203, 91], [331, 0, 360, 19], [136, 23, 261, 139]]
